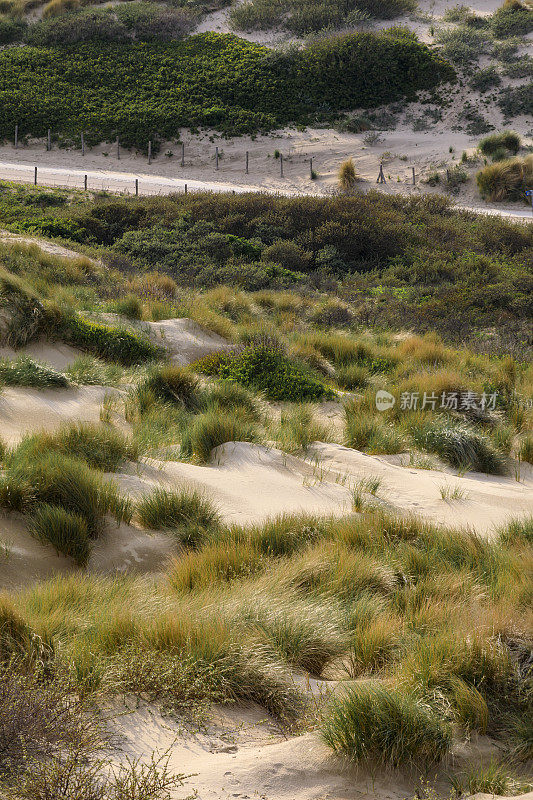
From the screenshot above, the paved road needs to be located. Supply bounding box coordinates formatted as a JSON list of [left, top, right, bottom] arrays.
[[0, 159, 531, 221]]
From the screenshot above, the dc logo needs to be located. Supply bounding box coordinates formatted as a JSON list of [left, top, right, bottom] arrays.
[[375, 390, 395, 412]]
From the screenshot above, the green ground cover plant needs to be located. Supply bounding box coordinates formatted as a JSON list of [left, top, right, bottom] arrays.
[[0, 31, 454, 145], [0, 355, 68, 388]]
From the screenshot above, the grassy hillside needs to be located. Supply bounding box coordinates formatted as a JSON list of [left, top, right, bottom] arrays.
[[0, 30, 453, 145]]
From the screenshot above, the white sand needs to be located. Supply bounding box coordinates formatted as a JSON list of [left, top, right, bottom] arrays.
[[144, 318, 233, 365]]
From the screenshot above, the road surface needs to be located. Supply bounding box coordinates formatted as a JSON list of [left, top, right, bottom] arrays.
[[0, 159, 531, 221]]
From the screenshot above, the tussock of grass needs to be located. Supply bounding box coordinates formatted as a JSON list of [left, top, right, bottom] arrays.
[[322, 682, 452, 767], [201, 380, 261, 421], [408, 417, 506, 473], [46, 422, 137, 471], [29, 504, 90, 565], [273, 404, 331, 453], [451, 759, 532, 796], [476, 154, 533, 202], [141, 364, 199, 410], [188, 409, 259, 463], [345, 407, 405, 454], [136, 487, 220, 536]]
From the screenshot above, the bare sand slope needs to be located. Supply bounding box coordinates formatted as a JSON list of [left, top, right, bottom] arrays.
[[109, 701, 532, 800], [117, 440, 533, 533], [115, 442, 354, 526], [307, 442, 533, 535], [0, 385, 119, 446], [0, 340, 84, 372], [144, 318, 232, 365]]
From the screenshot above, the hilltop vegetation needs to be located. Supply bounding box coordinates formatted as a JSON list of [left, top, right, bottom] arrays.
[[0, 30, 453, 146]]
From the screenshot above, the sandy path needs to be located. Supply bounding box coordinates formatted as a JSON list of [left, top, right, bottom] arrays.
[[0, 156, 531, 220]]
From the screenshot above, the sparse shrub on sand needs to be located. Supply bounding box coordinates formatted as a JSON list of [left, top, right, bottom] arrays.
[[109, 293, 144, 320], [202, 380, 261, 421], [274, 405, 331, 453], [344, 408, 405, 454], [48, 422, 137, 472], [322, 682, 452, 767]]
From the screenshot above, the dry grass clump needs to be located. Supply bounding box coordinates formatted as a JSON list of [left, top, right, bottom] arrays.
[[338, 158, 358, 193], [141, 364, 199, 410], [187, 409, 260, 463], [344, 406, 406, 454], [477, 154, 533, 202], [273, 404, 332, 452], [136, 486, 220, 543]]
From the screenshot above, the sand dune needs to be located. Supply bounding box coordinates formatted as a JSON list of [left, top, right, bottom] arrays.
[[0, 384, 119, 445], [0, 340, 84, 372], [144, 318, 232, 365]]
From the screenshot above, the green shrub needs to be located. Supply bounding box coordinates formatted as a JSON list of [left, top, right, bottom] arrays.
[[322, 682, 452, 768], [479, 130, 521, 158], [0, 356, 68, 388], [142, 365, 199, 410], [136, 487, 220, 535], [194, 345, 334, 402], [499, 84, 533, 118], [0, 32, 454, 147], [61, 315, 161, 365], [491, 5, 533, 38], [189, 409, 259, 462], [29, 503, 90, 565]]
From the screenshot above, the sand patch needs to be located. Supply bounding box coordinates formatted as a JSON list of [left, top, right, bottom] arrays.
[[145, 318, 232, 365], [0, 385, 120, 445], [0, 340, 84, 372]]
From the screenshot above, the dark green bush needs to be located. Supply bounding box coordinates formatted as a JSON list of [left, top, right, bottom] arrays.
[[491, 5, 533, 38], [0, 32, 454, 147], [61, 315, 161, 365], [194, 345, 334, 401]]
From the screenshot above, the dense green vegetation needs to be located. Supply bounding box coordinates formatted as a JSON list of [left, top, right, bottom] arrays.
[[0, 31, 453, 145], [0, 186, 530, 348]]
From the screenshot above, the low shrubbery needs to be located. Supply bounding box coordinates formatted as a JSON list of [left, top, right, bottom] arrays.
[[408, 417, 506, 473], [141, 365, 199, 410], [61, 315, 161, 365], [193, 345, 334, 402], [479, 130, 521, 159], [136, 487, 220, 537], [0, 31, 454, 146]]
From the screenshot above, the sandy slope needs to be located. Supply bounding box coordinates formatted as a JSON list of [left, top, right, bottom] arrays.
[[144, 318, 233, 365], [0, 384, 117, 446], [108, 699, 533, 800]]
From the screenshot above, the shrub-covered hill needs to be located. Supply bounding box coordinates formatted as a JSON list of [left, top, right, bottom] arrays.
[[0, 30, 454, 146], [0, 186, 530, 348]]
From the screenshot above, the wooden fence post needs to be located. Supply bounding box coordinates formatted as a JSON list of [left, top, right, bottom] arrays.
[[34, 167, 37, 185], [184, 183, 187, 194], [310, 157, 313, 179], [81, 132, 85, 156], [135, 179, 138, 196], [117, 138, 120, 160], [280, 154, 284, 177], [14, 125, 18, 150], [181, 142, 184, 167], [412, 166, 416, 185], [215, 146, 219, 170], [246, 151, 249, 174], [84, 174, 87, 190], [47, 129, 51, 151], [148, 141, 152, 165]]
